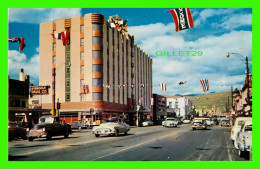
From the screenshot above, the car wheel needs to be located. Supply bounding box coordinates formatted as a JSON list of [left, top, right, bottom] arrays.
[[124, 131, 128, 136], [234, 139, 238, 149], [28, 137, 34, 142], [22, 135, 27, 140], [46, 133, 52, 140], [64, 133, 69, 138], [238, 149, 245, 158], [192, 128, 196, 130], [115, 129, 119, 137], [95, 134, 100, 137]]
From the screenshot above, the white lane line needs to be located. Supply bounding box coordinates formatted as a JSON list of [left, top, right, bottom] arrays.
[[90, 132, 179, 161]]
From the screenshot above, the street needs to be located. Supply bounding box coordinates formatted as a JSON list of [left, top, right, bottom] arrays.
[[8, 124, 246, 161]]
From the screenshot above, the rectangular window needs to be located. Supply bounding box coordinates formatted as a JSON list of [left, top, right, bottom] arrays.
[[66, 80, 70, 87], [93, 92, 103, 100], [80, 94, 85, 101], [80, 79, 84, 87], [66, 67, 70, 74], [80, 66, 84, 74], [80, 39, 84, 46], [53, 43, 56, 51], [93, 79, 103, 86], [80, 25, 84, 33], [80, 52, 84, 60], [66, 94, 70, 101], [52, 55, 56, 64]]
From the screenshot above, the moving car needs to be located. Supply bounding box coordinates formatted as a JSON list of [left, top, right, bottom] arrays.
[[8, 121, 27, 141], [92, 118, 130, 137], [183, 119, 191, 124], [220, 118, 231, 127], [162, 118, 178, 127], [142, 120, 154, 127], [71, 121, 87, 129], [231, 117, 252, 148], [27, 115, 72, 141], [236, 121, 252, 159], [192, 119, 207, 130]]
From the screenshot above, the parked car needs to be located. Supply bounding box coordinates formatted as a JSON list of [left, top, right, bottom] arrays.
[[27, 115, 72, 141], [71, 121, 87, 129], [236, 121, 252, 159], [142, 120, 154, 127], [192, 119, 207, 130], [183, 119, 191, 124], [8, 121, 27, 141], [92, 118, 130, 137], [220, 118, 231, 127], [162, 118, 178, 127], [231, 117, 252, 148]]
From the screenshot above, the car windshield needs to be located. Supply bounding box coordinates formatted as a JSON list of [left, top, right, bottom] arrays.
[[245, 125, 252, 132], [39, 117, 54, 124], [237, 120, 244, 126], [167, 118, 175, 121], [194, 119, 204, 122], [103, 118, 121, 123]]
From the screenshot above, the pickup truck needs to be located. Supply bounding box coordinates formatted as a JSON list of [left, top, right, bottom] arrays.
[[27, 115, 72, 141], [236, 121, 252, 159]]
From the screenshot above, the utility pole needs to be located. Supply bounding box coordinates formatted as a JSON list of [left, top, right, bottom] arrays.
[[52, 66, 56, 116], [246, 56, 250, 116]]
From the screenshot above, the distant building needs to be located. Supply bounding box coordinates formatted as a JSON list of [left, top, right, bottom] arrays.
[[166, 96, 192, 119], [233, 75, 252, 116], [152, 94, 167, 124]]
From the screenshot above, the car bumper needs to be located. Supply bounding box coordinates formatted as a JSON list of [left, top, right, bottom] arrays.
[[92, 129, 115, 135], [192, 126, 206, 129], [166, 124, 177, 127], [28, 130, 47, 138]]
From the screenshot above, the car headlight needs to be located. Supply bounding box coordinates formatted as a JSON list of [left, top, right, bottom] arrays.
[[26, 128, 29, 132], [42, 127, 45, 131]]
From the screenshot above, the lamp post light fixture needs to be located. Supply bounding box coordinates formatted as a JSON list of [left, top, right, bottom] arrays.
[[226, 52, 250, 116]]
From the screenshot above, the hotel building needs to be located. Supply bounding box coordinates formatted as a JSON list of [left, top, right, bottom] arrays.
[[38, 13, 153, 125]]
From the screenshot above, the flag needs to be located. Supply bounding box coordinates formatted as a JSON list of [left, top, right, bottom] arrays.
[[8, 37, 26, 52], [170, 8, 194, 32], [83, 85, 90, 94], [51, 31, 70, 46], [159, 83, 167, 91], [200, 79, 209, 92], [178, 81, 187, 85]]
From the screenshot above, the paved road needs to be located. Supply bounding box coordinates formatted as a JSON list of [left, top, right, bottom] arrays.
[[8, 124, 247, 161]]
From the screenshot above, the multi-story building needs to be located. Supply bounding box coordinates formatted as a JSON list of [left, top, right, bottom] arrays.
[[166, 96, 192, 119], [39, 13, 153, 125], [152, 94, 167, 124], [233, 75, 252, 116]]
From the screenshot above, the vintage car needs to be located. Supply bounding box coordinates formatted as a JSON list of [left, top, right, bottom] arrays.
[[27, 115, 72, 141], [183, 119, 191, 124], [142, 120, 154, 127], [162, 118, 178, 127], [231, 117, 252, 148], [8, 121, 27, 141], [220, 118, 231, 127], [71, 121, 87, 129], [92, 118, 130, 137], [192, 119, 207, 130], [236, 121, 252, 159]]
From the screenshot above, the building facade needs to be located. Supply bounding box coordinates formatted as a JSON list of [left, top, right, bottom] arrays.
[[39, 14, 153, 125], [166, 96, 192, 119], [152, 94, 167, 124]]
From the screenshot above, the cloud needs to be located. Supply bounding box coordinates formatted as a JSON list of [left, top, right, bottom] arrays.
[[217, 14, 252, 29], [8, 50, 40, 85], [128, 22, 252, 95], [8, 8, 82, 24]]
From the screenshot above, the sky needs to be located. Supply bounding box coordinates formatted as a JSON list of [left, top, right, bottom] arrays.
[[8, 8, 252, 96]]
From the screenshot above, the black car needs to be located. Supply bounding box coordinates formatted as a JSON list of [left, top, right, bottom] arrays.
[[8, 121, 27, 141]]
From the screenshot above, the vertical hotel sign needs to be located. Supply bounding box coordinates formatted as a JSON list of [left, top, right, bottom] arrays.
[[31, 86, 50, 95]]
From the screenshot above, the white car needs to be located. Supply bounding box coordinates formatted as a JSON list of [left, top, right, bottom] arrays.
[[183, 119, 191, 124], [231, 117, 252, 148], [162, 118, 178, 127], [192, 119, 207, 130], [92, 118, 130, 137], [142, 120, 153, 127], [236, 121, 252, 159]]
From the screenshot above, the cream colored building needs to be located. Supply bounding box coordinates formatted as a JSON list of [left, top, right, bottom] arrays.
[[38, 13, 153, 125]]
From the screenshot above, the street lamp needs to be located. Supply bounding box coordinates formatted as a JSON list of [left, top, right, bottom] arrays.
[[226, 52, 250, 116]]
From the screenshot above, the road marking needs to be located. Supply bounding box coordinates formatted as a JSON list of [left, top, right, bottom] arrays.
[[90, 132, 180, 161]]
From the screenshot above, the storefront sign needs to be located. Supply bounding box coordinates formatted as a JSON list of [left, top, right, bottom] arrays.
[[31, 86, 50, 95]]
